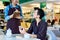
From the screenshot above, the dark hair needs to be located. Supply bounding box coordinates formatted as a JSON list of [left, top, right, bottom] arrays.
[[47, 19, 51, 23], [51, 19, 55, 25], [0, 20, 4, 24], [34, 7, 39, 10], [34, 7, 45, 19], [59, 19, 60, 22]]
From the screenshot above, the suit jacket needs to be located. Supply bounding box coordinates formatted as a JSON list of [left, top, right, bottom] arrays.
[[27, 20, 48, 40]]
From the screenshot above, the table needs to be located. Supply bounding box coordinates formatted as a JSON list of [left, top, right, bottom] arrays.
[[0, 34, 40, 40]]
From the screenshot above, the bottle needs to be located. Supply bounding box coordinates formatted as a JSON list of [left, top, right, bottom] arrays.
[[6, 28, 12, 37]]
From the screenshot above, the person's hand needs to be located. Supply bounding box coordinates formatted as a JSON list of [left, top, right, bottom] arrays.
[[20, 28, 26, 34], [10, 14, 14, 18], [30, 34, 37, 38]]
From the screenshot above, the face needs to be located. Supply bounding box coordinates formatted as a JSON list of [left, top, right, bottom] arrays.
[[12, 0, 19, 4], [33, 10, 40, 19]]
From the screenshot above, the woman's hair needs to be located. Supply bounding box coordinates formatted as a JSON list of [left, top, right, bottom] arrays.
[[34, 7, 45, 19], [13, 11, 20, 18]]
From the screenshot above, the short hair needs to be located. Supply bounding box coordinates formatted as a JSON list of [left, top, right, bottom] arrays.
[[34, 7, 39, 10], [47, 20, 51, 23], [0, 20, 4, 23], [34, 7, 45, 19], [51, 19, 55, 25]]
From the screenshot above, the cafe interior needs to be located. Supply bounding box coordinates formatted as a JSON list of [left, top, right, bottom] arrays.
[[0, 0, 60, 40]]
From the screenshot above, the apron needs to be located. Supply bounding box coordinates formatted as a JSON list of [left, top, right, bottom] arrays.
[[7, 5, 21, 34]]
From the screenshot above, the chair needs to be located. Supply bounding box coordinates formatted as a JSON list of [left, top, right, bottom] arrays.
[[47, 30, 57, 40], [0, 29, 4, 35]]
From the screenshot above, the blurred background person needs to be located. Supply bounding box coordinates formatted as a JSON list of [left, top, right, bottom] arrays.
[[59, 19, 60, 25], [51, 19, 56, 27], [47, 19, 51, 27], [0, 20, 4, 29], [53, 20, 60, 29]]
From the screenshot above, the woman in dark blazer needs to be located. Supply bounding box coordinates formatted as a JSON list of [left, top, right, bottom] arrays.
[[20, 7, 48, 40]]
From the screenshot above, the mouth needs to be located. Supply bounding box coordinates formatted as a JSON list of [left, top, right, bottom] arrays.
[[16, 1, 18, 3]]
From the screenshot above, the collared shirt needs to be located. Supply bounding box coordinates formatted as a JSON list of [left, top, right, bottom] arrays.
[[27, 20, 47, 40], [4, 3, 23, 21]]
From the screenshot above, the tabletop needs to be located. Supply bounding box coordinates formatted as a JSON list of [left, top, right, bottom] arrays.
[[0, 34, 40, 40]]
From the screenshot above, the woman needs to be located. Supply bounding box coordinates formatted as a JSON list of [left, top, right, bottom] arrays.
[[20, 7, 48, 40]]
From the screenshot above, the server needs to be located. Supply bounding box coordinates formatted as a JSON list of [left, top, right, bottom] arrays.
[[4, 0, 23, 34]]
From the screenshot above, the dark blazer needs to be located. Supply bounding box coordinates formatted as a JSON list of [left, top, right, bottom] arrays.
[[27, 20, 47, 40]]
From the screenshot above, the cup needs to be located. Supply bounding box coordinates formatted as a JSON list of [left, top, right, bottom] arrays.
[[19, 26, 23, 30], [24, 33, 30, 38]]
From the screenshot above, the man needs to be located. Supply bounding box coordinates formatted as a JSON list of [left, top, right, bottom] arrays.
[[4, 0, 23, 34], [4, 0, 23, 21]]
